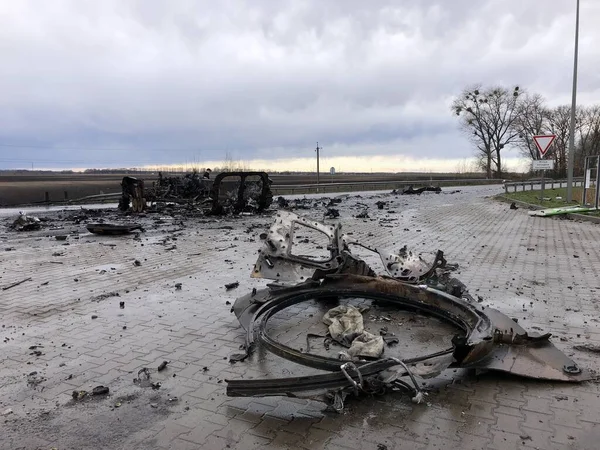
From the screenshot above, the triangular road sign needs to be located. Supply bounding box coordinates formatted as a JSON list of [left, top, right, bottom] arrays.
[[533, 135, 556, 157]]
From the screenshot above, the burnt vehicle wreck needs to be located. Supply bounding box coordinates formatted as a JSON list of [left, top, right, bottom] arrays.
[[118, 171, 273, 215], [226, 211, 589, 411]]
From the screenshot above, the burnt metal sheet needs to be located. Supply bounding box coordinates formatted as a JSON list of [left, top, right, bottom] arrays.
[[86, 223, 143, 235], [251, 211, 450, 284], [210, 171, 273, 215], [251, 211, 345, 282], [228, 212, 590, 403], [377, 246, 447, 282], [229, 274, 589, 398], [462, 307, 585, 381]]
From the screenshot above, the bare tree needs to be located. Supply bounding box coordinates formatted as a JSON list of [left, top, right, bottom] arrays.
[[513, 93, 551, 160], [222, 151, 236, 172], [545, 106, 580, 178], [452, 85, 522, 178], [576, 106, 600, 173], [454, 157, 479, 175]]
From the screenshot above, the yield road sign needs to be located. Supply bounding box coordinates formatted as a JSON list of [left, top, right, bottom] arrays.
[[533, 135, 556, 157]]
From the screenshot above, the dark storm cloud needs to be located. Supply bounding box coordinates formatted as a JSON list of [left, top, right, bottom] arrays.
[[0, 0, 598, 169]]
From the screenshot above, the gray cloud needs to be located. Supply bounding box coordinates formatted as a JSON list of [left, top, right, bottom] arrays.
[[0, 0, 598, 169]]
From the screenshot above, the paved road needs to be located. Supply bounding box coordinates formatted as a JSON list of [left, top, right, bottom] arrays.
[[1, 184, 600, 450]]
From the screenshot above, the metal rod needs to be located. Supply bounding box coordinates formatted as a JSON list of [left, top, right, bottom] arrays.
[[316, 142, 321, 193], [567, 0, 580, 203], [595, 156, 600, 209]]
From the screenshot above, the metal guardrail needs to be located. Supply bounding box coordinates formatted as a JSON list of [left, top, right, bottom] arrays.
[[271, 178, 503, 196], [503, 178, 584, 193]]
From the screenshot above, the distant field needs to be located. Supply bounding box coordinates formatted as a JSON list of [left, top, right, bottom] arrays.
[[0, 172, 492, 206]]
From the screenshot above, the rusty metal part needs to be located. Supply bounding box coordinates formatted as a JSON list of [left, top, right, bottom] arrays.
[[117, 171, 273, 215], [227, 273, 589, 398], [397, 185, 442, 195], [252, 211, 447, 284], [119, 176, 146, 212], [377, 246, 447, 282], [210, 172, 273, 215], [251, 211, 346, 282], [230, 212, 589, 401], [152, 171, 212, 201], [86, 223, 144, 235]]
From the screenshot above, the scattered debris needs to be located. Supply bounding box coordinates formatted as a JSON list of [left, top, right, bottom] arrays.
[[2, 277, 32, 291], [573, 344, 600, 354], [91, 292, 120, 302], [86, 223, 144, 235], [277, 196, 289, 208], [10, 214, 41, 231], [225, 282, 240, 291], [392, 185, 442, 195], [325, 208, 340, 218], [136, 368, 151, 381], [92, 385, 110, 396], [72, 390, 87, 401]]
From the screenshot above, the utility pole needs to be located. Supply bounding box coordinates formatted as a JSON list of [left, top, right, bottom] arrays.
[[315, 142, 322, 192], [567, 0, 580, 203]]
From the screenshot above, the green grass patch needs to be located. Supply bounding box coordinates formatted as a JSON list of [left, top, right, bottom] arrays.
[[501, 187, 600, 216], [502, 188, 577, 208]]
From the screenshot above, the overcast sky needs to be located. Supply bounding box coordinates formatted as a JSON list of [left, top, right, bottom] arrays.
[[1, 0, 599, 172]]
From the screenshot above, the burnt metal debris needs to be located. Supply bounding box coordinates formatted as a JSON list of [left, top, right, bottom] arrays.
[[86, 223, 144, 235], [119, 176, 146, 212], [118, 171, 273, 216], [209, 172, 273, 215], [226, 211, 590, 411], [10, 213, 42, 231], [392, 185, 442, 195]]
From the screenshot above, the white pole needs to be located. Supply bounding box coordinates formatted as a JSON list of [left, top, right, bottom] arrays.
[[567, 0, 580, 203], [316, 142, 321, 193]]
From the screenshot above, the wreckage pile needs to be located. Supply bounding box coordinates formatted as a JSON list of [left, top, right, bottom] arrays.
[[392, 185, 442, 195], [226, 211, 589, 412], [9, 213, 42, 231], [119, 171, 273, 216]]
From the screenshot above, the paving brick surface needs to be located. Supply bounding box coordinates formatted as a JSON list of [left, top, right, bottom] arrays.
[[1, 185, 600, 450]]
